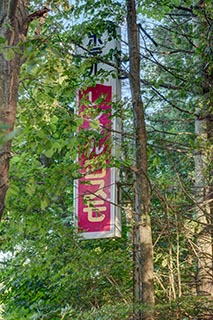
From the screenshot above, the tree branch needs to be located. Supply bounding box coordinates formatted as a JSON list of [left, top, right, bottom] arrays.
[[27, 7, 49, 22], [151, 49, 194, 55], [138, 23, 158, 47], [150, 85, 194, 115], [174, 5, 193, 13]]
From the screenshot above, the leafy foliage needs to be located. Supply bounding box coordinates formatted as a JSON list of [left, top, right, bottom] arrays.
[[0, 0, 213, 319]]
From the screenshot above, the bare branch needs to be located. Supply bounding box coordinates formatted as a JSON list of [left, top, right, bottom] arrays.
[[151, 49, 194, 55], [138, 23, 158, 47], [148, 127, 193, 136], [150, 85, 194, 115], [174, 5, 193, 13], [27, 6, 49, 22]]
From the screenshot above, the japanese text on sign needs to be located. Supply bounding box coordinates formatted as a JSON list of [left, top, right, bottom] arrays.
[[87, 34, 103, 75]]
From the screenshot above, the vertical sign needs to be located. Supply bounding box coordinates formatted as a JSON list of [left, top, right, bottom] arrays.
[[74, 30, 121, 239]]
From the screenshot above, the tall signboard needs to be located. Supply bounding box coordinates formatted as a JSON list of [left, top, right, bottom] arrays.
[[74, 31, 121, 239]]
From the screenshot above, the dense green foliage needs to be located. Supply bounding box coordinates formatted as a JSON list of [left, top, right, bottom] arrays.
[[0, 0, 213, 319]]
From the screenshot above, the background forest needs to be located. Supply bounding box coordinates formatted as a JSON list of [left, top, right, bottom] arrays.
[[0, 0, 212, 319]]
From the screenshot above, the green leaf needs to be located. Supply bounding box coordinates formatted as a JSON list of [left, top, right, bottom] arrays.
[[43, 148, 54, 158], [0, 37, 6, 44], [40, 198, 48, 210], [25, 183, 36, 196], [3, 47, 15, 61], [51, 115, 58, 124], [90, 119, 100, 129]]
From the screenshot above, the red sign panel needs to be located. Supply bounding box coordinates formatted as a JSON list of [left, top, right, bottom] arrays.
[[74, 30, 121, 239], [77, 84, 115, 235]]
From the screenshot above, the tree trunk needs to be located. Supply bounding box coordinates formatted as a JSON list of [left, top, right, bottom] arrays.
[[0, 1, 48, 219], [126, 1, 155, 319], [0, 0, 29, 219], [194, 113, 213, 299], [194, 1, 213, 300]]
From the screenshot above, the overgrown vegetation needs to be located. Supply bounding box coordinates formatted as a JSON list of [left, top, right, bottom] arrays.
[[0, 0, 212, 319]]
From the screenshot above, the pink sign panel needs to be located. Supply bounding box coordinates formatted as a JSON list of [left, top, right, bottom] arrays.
[[77, 84, 113, 235]]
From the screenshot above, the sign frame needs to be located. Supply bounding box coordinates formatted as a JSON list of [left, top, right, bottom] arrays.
[[74, 29, 121, 239]]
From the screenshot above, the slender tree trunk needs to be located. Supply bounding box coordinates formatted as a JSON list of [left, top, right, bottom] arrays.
[[126, 1, 155, 319], [194, 100, 213, 300], [194, 1, 213, 300], [194, 114, 213, 298]]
